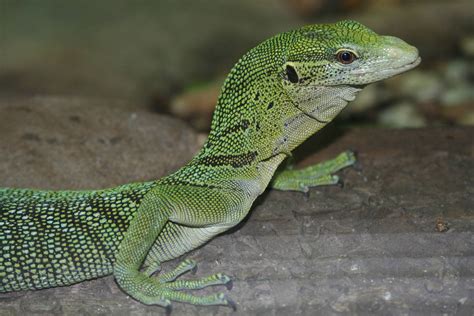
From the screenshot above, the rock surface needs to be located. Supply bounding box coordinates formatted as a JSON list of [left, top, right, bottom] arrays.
[[0, 96, 200, 190], [0, 97, 473, 315]]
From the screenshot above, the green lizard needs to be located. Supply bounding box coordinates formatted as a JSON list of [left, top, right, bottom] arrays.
[[0, 20, 420, 310]]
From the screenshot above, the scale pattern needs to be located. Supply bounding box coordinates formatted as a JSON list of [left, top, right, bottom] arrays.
[[0, 20, 420, 308], [0, 182, 157, 291]]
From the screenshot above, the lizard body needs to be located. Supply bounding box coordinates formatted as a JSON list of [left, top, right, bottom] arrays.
[[0, 20, 420, 309]]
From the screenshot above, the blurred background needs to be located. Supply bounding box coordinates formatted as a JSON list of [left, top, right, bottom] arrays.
[[1, 0, 473, 131]]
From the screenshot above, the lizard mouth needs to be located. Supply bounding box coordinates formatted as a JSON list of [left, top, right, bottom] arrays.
[[396, 56, 422, 72], [364, 55, 421, 83], [350, 84, 367, 89]]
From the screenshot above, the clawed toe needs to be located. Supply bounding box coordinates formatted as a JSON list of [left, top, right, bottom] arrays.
[[164, 302, 173, 316], [214, 273, 233, 290], [337, 177, 344, 188], [224, 294, 237, 311], [225, 278, 233, 290], [158, 259, 197, 283], [127, 265, 236, 310]]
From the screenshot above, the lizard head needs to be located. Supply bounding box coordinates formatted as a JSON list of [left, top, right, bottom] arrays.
[[283, 20, 420, 86], [281, 20, 420, 122], [203, 21, 420, 159]]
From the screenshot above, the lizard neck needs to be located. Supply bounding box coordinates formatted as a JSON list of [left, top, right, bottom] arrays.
[[193, 82, 359, 173], [189, 31, 362, 175], [193, 33, 293, 168]]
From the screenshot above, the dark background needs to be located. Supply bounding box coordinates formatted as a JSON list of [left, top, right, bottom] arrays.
[[0, 2, 473, 315], [1, 0, 473, 130]]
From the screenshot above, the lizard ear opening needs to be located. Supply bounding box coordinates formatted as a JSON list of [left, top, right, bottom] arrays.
[[285, 64, 299, 83]]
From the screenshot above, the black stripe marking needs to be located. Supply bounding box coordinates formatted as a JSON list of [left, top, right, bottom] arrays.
[[198, 151, 257, 168]]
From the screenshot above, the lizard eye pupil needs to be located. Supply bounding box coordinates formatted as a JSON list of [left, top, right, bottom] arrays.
[[285, 65, 299, 83], [337, 50, 356, 64]]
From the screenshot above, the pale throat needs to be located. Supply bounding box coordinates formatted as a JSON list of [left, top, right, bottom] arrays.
[[271, 85, 363, 156], [289, 84, 362, 123]]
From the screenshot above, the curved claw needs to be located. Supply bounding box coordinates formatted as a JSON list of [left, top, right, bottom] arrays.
[[300, 185, 309, 194], [347, 149, 358, 159], [224, 294, 237, 311], [225, 277, 233, 290], [347, 149, 362, 171], [303, 190, 310, 199], [337, 177, 344, 188], [165, 304, 173, 316], [191, 263, 198, 275]]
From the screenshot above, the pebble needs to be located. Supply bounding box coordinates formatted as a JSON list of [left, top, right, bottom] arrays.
[[378, 101, 427, 128], [394, 70, 444, 103], [444, 60, 472, 84], [440, 84, 474, 107]]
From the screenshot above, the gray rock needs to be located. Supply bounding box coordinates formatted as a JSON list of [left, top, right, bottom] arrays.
[[0, 97, 473, 315], [0, 96, 200, 190]]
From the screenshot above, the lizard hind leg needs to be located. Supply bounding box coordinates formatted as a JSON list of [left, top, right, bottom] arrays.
[[113, 187, 236, 310], [117, 257, 233, 309], [270, 150, 357, 192]]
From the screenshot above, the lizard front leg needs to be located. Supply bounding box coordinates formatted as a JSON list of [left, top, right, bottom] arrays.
[[113, 184, 241, 310], [270, 150, 356, 192]]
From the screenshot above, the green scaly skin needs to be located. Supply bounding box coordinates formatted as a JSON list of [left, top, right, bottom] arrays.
[[0, 20, 420, 309]]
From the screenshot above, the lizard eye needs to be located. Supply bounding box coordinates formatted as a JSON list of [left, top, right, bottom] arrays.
[[285, 64, 299, 83], [336, 50, 357, 64]]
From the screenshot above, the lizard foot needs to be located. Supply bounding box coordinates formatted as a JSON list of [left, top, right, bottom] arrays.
[[270, 150, 357, 192], [116, 259, 234, 309]]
